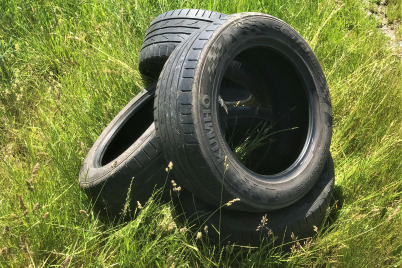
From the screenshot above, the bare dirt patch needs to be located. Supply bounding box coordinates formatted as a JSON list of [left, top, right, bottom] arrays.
[[367, 0, 402, 56]]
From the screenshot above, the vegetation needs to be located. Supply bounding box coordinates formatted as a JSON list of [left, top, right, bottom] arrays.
[[378, 0, 401, 23], [1, 0, 401, 266]]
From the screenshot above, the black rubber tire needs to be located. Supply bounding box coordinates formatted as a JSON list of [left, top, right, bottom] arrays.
[[79, 83, 169, 217], [139, 9, 226, 78], [155, 13, 333, 212], [176, 155, 335, 246], [78, 80, 267, 217]]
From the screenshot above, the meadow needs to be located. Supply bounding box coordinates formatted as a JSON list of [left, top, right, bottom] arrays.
[[0, 0, 401, 266]]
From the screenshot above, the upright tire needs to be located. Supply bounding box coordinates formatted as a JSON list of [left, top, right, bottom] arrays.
[[155, 13, 333, 212], [139, 9, 226, 78]]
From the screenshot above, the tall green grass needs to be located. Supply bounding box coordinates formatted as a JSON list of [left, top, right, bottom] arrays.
[[1, 0, 401, 266]]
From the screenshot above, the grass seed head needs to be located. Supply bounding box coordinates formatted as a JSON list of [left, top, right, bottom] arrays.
[[111, 161, 117, 169], [122, 203, 130, 216], [17, 194, 27, 210], [171, 180, 181, 192], [17, 194, 26, 210], [256, 214, 268, 231], [137, 201, 143, 209], [196, 232, 202, 240], [32, 202, 39, 214], [61, 255, 71, 268], [32, 163, 40, 177], [291, 242, 301, 253], [267, 228, 274, 237], [173, 186, 181, 192], [42, 212, 49, 219], [167, 222, 176, 232], [204, 225, 208, 234], [226, 198, 240, 207], [303, 237, 314, 250], [388, 206, 400, 222], [79, 209, 89, 217], [26, 177, 35, 190], [168, 161, 173, 170], [160, 220, 176, 233], [291, 232, 297, 241], [22, 209, 29, 217]]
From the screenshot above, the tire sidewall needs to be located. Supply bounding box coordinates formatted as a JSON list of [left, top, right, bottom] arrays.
[[193, 14, 332, 209]]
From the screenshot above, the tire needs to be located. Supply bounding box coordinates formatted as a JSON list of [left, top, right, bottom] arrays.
[[79, 83, 169, 217], [78, 80, 268, 217], [155, 13, 333, 212], [176, 155, 335, 246], [139, 9, 226, 78]]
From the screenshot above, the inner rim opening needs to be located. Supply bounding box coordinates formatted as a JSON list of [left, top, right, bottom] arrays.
[[219, 47, 309, 175], [101, 97, 154, 166]]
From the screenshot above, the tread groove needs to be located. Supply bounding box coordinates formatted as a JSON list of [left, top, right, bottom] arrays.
[[140, 40, 181, 51]]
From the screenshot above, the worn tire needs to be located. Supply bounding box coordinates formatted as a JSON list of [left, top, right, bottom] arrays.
[[139, 9, 226, 78], [176, 155, 335, 246], [155, 13, 333, 212], [79, 83, 169, 217]]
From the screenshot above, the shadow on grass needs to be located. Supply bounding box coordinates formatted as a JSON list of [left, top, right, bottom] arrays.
[[0, 57, 11, 83], [326, 185, 344, 226]]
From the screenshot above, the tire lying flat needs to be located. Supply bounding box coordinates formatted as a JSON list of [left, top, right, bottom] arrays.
[[79, 83, 168, 217], [139, 9, 226, 78], [155, 12, 333, 212], [176, 155, 335, 246], [139, 8, 261, 101]]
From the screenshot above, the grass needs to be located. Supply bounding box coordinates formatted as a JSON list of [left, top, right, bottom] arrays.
[[0, 0, 401, 266], [385, 0, 402, 23], [368, 0, 402, 40], [232, 121, 274, 165], [229, 121, 298, 167]]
